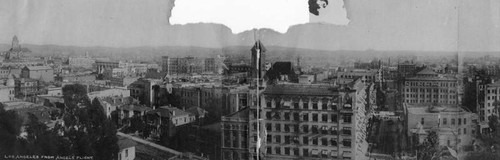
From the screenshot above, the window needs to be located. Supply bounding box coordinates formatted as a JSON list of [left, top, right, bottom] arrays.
[[464, 118, 467, 125], [312, 137, 318, 145], [293, 113, 300, 121], [285, 136, 290, 144], [267, 135, 272, 143], [294, 102, 299, 109], [342, 139, 352, 147], [343, 127, 352, 135], [275, 135, 281, 143], [293, 125, 299, 132], [312, 114, 318, 122], [303, 114, 309, 121], [421, 118, 424, 125], [458, 118, 462, 125], [303, 136, 309, 144], [464, 128, 467, 134], [443, 118, 447, 125], [284, 124, 290, 132], [312, 103, 318, 110], [293, 148, 299, 156], [322, 103, 328, 110], [285, 147, 290, 155], [312, 125, 319, 134], [322, 114, 328, 122], [266, 123, 271, 131], [451, 119, 455, 125], [275, 147, 281, 155], [343, 114, 352, 123], [330, 139, 337, 146], [303, 149, 309, 157], [275, 124, 281, 132], [267, 101, 272, 108], [284, 112, 290, 120], [303, 102, 308, 109], [321, 138, 328, 146], [331, 114, 338, 122], [303, 125, 309, 133], [125, 149, 128, 157]]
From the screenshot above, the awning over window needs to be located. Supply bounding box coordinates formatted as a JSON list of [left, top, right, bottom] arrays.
[[311, 149, 320, 156], [330, 150, 338, 157], [343, 151, 353, 158]]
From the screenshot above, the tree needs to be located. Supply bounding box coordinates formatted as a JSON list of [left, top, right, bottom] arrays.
[[0, 104, 24, 155], [60, 84, 119, 160], [417, 131, 439, 160]]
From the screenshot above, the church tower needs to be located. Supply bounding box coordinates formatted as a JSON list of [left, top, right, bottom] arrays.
[[251, 40, 266, 79], [12, 35, 20, 49]]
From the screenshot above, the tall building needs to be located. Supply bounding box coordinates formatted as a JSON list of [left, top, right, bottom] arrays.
[[250, 40, 266, 81], [480, 80, 500, 130], [128, 78, 163, 107], [221, 107, 251, 160], [243, 82, 370, 160], [403, 68, 459, 105]]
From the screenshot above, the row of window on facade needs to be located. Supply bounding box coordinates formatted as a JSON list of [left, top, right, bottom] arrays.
[[406, 99, 456, 104], [405, 81, 457, 87], [405, 94, 456, 99], [440, 117, 468, 126], [264, 112, 351, 123], [405, 88, 456, 93], [261, 123, 352, 136], [265, 100, 353, 110], [264, 147, 352, 159], [260, 134, 352, 147]]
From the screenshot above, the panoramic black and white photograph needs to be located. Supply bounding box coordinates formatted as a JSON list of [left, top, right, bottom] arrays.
[[1, 0, 500, 160]]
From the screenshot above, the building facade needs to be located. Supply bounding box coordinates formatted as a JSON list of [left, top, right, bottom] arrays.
[[21, 66, 54, 82], [244, 83, 369, 160], [480, 80, 500, 128], [403, 68, 459, 105], [96, 60, 119, 74]]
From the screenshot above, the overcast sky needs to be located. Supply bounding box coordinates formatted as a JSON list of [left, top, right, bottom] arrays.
[[0, 0, 499, 52]]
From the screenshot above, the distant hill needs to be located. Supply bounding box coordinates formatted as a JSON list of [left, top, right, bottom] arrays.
[[0, 43, 498, 65]]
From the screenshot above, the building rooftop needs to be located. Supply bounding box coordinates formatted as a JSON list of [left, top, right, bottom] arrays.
[[25, 66, 53, 71], [118, 136, 137, 150], [406, 104, 469, 114], [120, 104, 152, 112], [147, 106, 191, 118], [223, 107, 250, 120], [263, 84, 345, 96], [186, 107, 207, 117], [416, 68, 438, 75]]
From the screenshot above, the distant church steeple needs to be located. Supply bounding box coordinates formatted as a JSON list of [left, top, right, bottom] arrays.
[[12, 35, 20, 49]]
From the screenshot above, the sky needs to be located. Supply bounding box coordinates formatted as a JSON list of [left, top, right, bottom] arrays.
[[0, 0, 499, 52]]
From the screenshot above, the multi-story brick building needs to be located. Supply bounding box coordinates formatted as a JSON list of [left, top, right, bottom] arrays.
[[480, 80, 500, 130], [128, 78, 163, 107], [221, 107, 251, 160], [403, 68, 459, 105], [241, 82, 369, 160]]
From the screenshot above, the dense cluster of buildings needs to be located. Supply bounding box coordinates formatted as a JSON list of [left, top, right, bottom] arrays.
[[3, 34, 500, 160]]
